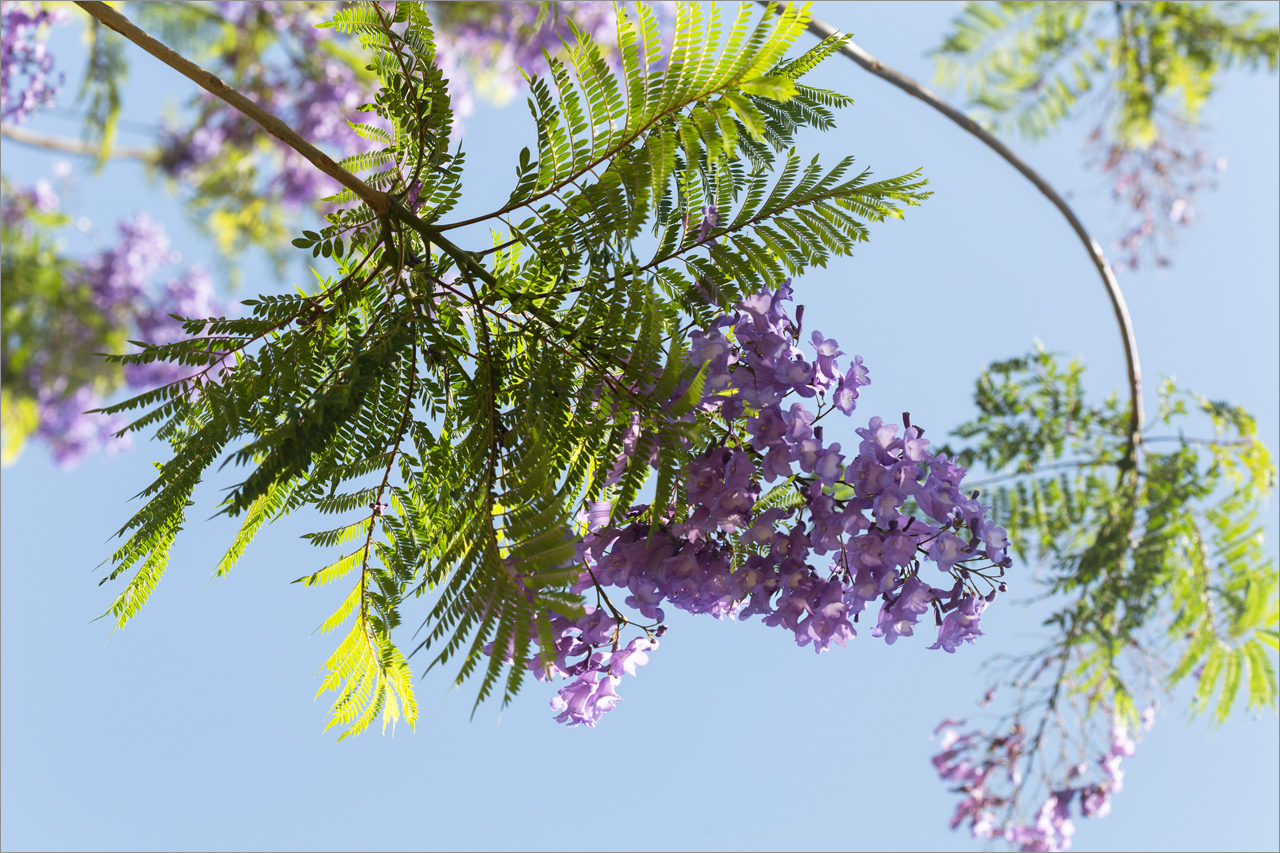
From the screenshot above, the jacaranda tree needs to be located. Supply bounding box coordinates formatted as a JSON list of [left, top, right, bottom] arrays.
[[1, 3, 1275, 851]]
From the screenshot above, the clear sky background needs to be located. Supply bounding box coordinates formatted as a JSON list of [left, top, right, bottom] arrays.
[[2, 3, 1277, 851]]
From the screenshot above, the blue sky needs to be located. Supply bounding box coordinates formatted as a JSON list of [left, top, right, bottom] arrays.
[[2, 2, 1277, 850]]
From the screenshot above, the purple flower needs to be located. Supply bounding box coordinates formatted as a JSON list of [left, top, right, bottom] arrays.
[[871, 575, 933, 645], [928, 590, 993, 653], [689, 328, 734, 394], [685, 450, 727, 506], [1109, 723, 1135, 757], [1100, 754, 1125, 792], [34, 385, 130, 468], [695, 204, 720, 243], [809, 329, 844, 392], [624, 577, 665, 622], [743, 507, 791, 549], [928, 530, 968, 573], [1, 1, 67, 124], [1080, 784, 1112, 819], [608, 636, 655, 678], [746, 403, 789, 451], [127, 267, 225, 388], [783, 402, 815, 442], [798, 578, 855, 652], [549, 669, 621, 727]]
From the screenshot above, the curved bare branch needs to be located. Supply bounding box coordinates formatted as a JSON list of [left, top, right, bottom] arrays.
[[760, 2, 1145, 448]]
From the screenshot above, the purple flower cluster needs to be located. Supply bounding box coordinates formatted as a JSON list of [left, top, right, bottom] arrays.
[[580, 282, 1010, 653], [0, 175, 58, 226], [47, 215, 223, 465], [0, 0, 66, 124], [483, 603, 657, 728], [32, 383, 130, 468], [6, 183, 225, 467], [487, 282, 1011, 728], [541, 613, 657, 728], [157, 2, 371, 208], [77, 211, 180, 315], [126, 267, 220, 388], [933, 709, 1155, 852]]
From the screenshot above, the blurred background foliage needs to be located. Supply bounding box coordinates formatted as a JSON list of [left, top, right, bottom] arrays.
[[933, 0, 1279, 268]]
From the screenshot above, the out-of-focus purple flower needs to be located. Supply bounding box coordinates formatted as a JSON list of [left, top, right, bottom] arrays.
[[934, 707, 1149, 848], [34, 385, 130, 468], [126, 267, 224, 388], [1033, 790, 1076, 851], [971, 812, 998, 840], [14, 207, 230, 466], [29, 177, 57, 212], [1108, 723, 1135, 757], [1, 0, 67, 124], [1100, 754, 1124, 792], [1080, 784, 1111, 818], [1095, 132, 1222, 269], [435, 0, 629, 124], [1, 175, 59, 226], [76, 212, 178, 315]]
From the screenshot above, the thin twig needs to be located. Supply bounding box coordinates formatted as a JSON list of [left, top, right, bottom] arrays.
[[72, 1, 389, 216], [1, 123, 152, 159], [968, 457, 1111, 488], [760, 2, 1145, 451], [1144, 435, 1255, 447]]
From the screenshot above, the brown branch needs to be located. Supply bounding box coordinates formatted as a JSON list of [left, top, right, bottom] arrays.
[[72, 1, 389, 217], [761, 2, 1145, 449], [1, 123, 152, 159]]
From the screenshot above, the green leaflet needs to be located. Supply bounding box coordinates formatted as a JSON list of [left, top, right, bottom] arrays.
[[316, 615, 417, 739]]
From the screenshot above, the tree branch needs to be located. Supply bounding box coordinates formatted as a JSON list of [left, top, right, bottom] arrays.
[[762, 3, 1145, 448], [1144, 435, 1255, 447], [1, 122, 152, 159], [72, 0, 389, 217]]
